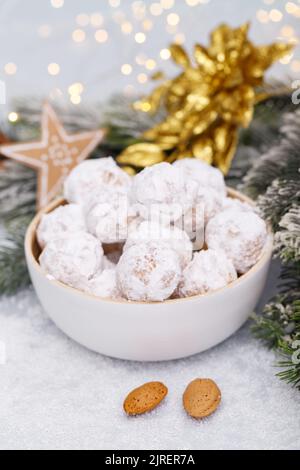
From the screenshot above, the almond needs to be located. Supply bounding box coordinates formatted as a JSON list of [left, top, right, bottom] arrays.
[[183, 378, 221, 419], [124, 381, 168, 416]]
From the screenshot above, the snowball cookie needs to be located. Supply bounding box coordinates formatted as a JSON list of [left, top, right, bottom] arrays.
[[64, 157, 131, 204], [178, 249, 237, 297], [124, 221, 193, 269], [117, 242, 181, 302], [173, 158, 226, 196], [85, 269, 120, 299], [37, 204, 86, 249], [222, 197, 254, 214], [131, 162, 198, 223], [206, 210, 268, 274], [196, 188, 224, 224], [102, 255, 117, 270], [85, 188, 139, 244], [39, 233, 104, 290], [175, 204, 205, 251]]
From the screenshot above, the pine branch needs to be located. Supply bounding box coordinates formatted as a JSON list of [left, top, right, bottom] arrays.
[[275, 206, 300, 263], [0, 216, 33, 295], [246, 107, 300, 390], [242, 108, 300, 199]]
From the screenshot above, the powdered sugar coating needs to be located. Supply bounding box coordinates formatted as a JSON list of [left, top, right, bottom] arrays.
[[84, 187, 139, 244], [37, 204, 86, 249], [196, 188, 224, 224], [206, 210, 268, 274], [85, 268, 120, 299], [64, 157, 131, 204], [175, 204, 205, 251], [117, 242, 181, 302], [39, 233, 104, 289], [124, 221, 193, 269], [173, 158, 226, 196], [131, 162, 198, 223], [222, 197, 255, 214], [102, 255, 117, 270], [178, 249, 237, 297]]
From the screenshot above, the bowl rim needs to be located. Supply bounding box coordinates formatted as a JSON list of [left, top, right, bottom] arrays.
[[25, 187, 274, 305]]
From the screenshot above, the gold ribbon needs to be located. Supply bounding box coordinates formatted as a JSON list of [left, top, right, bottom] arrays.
[[118, 23, 292, 174]]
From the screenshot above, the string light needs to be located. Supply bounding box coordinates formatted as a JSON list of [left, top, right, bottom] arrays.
[[137, 73, 148, 84], [150, 3, 163, 16], [68, 82, 84, 105], [291, 59, 300, 72], [174, 33, 186, 44], [51, 0, 64, 8], [132, 1, 147, 20], [121, 22, 133, 34], [70, 95, 82, 105], [285, 2, 300, 16], [280, 25, 295, 37], [8, 112, 19, 123], [68, 82, 84, 95], [135, 32, 146, 43], [185, 0, 199, 6], [38, 24, 52, 38], [256, 9, 269, 23], [160, 48, 171, 60], [145, 59, 156, 70], [4, 63, 17, 75], [95, 29, 108, 43], [109, 0, 121, 7], [143, 19, 153, 32], [90, 13, 104, 27], [167, 13, 180, 26], [161, 0, 175, 8], [269, 9, 283, 22], [72, 29, 86, 43], [76, 13, 89, 27], [48, 63, 60, 76], [121, 64, 133, 75]]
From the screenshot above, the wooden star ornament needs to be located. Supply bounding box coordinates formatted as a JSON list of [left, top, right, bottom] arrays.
[[0, 103, 106, 209]]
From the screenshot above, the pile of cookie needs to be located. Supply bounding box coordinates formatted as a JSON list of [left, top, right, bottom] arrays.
[[38, 157, 268, 302]]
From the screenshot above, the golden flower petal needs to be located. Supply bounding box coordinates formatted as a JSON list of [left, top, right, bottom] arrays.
[[192, 137, 214, 164], [194, 44, 216, 75], [214, 130, 238, 174], [117, 143, 165, 167], [170, 44, 190, 68]]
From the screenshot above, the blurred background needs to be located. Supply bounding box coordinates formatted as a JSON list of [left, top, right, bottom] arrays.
[[0, 0, 299, 120]]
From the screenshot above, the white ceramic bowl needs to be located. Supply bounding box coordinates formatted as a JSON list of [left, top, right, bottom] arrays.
[[25, 189, 273, 362]]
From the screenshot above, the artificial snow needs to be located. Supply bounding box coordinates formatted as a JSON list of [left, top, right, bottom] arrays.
[[0, 263, 299, 450]]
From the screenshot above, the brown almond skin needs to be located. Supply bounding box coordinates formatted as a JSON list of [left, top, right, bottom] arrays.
[[124, 381, 168, 416], [183, 378, 221, 419]]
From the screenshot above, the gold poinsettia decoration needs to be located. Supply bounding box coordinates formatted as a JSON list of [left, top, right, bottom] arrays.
[[118, 23, 292, 174]]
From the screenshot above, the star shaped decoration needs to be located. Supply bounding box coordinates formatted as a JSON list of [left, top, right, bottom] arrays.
[[0, 102, 106, 209]]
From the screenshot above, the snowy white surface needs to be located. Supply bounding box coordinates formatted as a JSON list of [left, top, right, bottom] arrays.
[[0, 262, 299, 450]]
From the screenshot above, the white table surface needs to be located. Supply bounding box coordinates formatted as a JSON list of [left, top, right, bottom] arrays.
[[0, 261, 299, 450]]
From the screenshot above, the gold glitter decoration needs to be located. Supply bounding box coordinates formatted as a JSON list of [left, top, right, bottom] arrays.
[[118, 23, 292, 174]]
